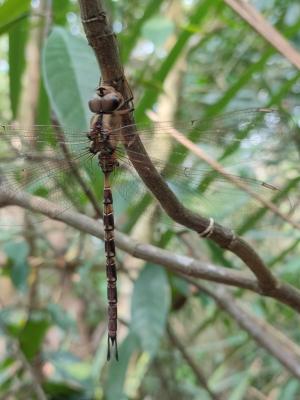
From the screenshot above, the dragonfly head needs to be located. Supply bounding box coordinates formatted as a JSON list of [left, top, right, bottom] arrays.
[[89, 85, 124, 114]]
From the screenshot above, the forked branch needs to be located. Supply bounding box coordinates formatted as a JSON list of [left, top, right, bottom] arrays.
[[77, 0, 282, 292], [1, 188, 300, 378]]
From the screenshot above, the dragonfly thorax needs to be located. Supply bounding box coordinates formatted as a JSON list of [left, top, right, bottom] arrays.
[[88, 107, 120, 173], [88, 125, 119, 173]]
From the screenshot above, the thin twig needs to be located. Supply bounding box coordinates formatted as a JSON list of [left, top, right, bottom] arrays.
[[183, 277, 300, 380], [0, 301, 47, 400], [15, 348, 47, 400], [176, 235, 300, 380], [2, 189, 300, 313], [167, 323, 223, 400], [52, 122, 102, 218], [162, 116, 300, 231], [225, 0, 300, 70]]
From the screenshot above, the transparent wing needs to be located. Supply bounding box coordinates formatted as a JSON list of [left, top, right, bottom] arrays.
[[111, 148, 299, 233], [0, 125, 98, 227], [0, 108, 298, 231], [1, 108, 296, 148]]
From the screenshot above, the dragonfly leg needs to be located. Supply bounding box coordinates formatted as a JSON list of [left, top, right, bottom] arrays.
[[102, 75, 134, 112], [107, 335, 119, 361]]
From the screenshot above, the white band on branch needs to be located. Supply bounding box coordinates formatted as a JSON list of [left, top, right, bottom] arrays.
[[199, 217, 214, 238]]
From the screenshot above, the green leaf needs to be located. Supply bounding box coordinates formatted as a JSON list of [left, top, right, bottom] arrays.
[[170, 275, 190, 298], [269, 238, 300, 268], [0, 0, 30, 34], [52, 0, 70, 26], [279, 379, 300, 399], [42, 26, 99, 131], [237, 176, 300, 235], [105, 333, 139, 400], [42, 351, 95, 398], [44, 351, 93, 392], [47, 303, 76, 331], [228, 371, 251, 400], [141, 16, 174, 48], [122, 193, 152, 233], [91, 334, 108, 385], [130, 264, 171, 356], [19, 311, 50, 360], [36, 79, 51, 125], [8, 17, 28, 118], [135, 0, 217, 121], [42, 381, 84, 399], [121, 0, 165, 62], [4, 241, 29, 291], [0, 308, 26, 337], [0, 357, 16, 388]]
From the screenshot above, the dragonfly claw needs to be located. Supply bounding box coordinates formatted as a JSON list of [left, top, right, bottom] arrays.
[[107, 336, 119, 361]]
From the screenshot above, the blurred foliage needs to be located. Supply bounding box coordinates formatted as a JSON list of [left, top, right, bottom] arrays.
[[0, 0, 300, 399]]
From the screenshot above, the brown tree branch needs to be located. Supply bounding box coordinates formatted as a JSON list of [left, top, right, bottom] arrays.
[[7, 190, 297, 380], [18, 0, 51, 127], [1, 189, 300, 313], [77, 0, 284, 294]]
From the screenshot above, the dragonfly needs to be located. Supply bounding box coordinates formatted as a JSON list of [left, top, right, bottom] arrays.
[[0, 86, 298, 360]]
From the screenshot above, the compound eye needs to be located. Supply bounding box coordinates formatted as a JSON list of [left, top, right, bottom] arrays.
[[98, 87, 105, 96], [111, 97, 121, 110], [89, 97, 102, 113]]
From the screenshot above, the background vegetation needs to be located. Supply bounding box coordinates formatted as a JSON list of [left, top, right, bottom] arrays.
[[0, 0, 300, 399]]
